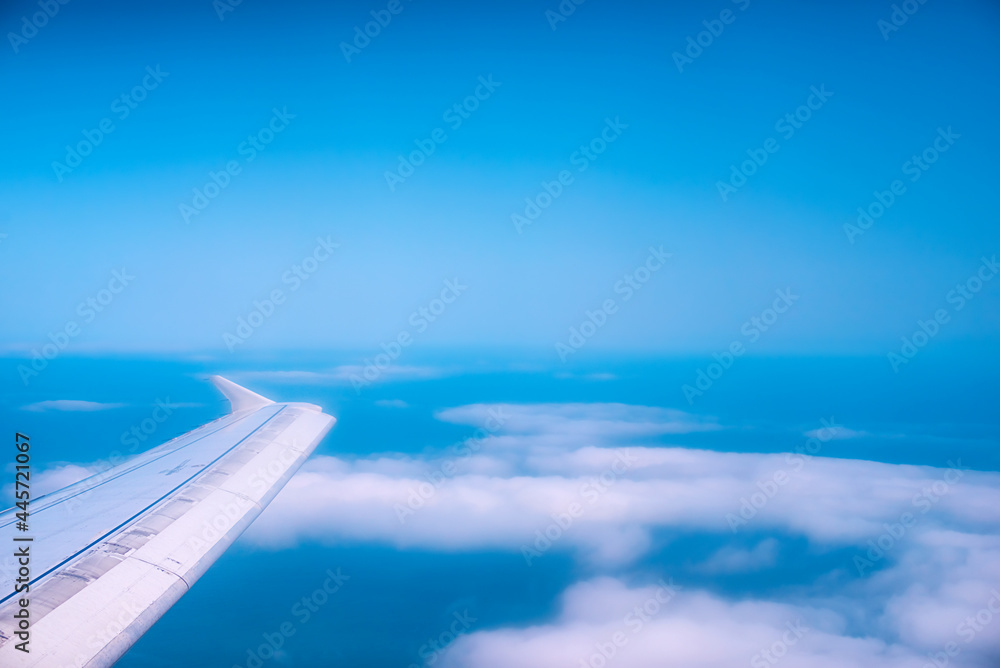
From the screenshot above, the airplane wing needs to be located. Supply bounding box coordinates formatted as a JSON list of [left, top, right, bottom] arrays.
[[0, 377, 335, 667]]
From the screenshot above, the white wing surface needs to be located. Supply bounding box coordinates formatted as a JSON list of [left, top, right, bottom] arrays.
[[0, 377, 335, 667]]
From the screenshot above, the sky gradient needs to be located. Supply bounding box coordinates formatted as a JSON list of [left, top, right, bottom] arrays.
[[1, 1, 999, 667], [1, 0, 998, 357]]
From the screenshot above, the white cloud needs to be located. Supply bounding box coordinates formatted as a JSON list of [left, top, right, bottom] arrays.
[[804, 425, 867, 440], [2, 462, 100, 500], [233, 370, 330, 383], [554, 371, 618, 381], [375, 399, 410, 409], [695, 538, 779, 574], [331, 364, 443, 383], [233, 365, 445, 385], [42, 398, 1000, 667], [435, 402, 722, 438], [237, 401, 1000, 666], [22, 399, 126, 412], [437, 577, 933, 668], [246, 440, 996, 557]]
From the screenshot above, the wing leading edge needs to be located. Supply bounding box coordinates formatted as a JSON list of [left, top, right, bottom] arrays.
[[0, 377, 335, 667]]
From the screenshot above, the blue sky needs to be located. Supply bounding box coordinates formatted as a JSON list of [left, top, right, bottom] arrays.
[[2, 1, 1000, 666], [1, 0, 998, 356]]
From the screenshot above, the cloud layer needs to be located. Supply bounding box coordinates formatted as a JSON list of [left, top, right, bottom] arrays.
[[22, 399, 126, 412], [31, 400, 1000, 667], [241, 402, 1000, 667], [439, 577, 932, 668]]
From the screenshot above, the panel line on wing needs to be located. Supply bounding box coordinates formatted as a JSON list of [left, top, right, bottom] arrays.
[[0, 412, 257, 523], [27, 411, 240, 505], [0, 405, 287, 605]]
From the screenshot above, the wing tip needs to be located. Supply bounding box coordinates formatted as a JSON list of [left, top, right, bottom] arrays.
[[209, 375, 275, 413]]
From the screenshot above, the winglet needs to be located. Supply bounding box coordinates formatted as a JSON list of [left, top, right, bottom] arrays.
[[209, 375, 275, 413]]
